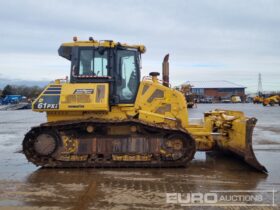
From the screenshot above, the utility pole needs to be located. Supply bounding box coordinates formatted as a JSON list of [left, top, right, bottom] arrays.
[[257, 73, 263, 96]]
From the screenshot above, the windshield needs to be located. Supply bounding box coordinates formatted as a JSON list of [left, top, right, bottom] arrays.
[[77, 49, 108, 77]]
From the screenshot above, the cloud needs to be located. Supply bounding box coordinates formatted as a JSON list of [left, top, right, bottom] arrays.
[[0, 0, 279, 92]]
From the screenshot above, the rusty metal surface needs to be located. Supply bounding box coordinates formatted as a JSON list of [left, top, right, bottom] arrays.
[[224, 118, 267, 173], [242, 118, 267, 172], [33, 133, 56, 156], [96, 84, 105, 103], [22, 119, 196, 168], [162, 54, 169, 87]]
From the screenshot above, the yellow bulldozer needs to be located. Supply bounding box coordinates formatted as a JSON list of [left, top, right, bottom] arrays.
[[253, 95, 264, 104], [22, 38, 266, 173], [262, 95, 280, 106]]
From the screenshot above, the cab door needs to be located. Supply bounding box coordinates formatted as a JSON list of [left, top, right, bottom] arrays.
[[115, 50, 140, 104]]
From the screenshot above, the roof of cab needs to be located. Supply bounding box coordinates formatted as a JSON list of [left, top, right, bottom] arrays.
[[61, 38, 146, 53]]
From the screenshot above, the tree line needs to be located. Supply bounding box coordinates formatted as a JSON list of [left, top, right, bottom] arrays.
[[0, 85, 45, 99]]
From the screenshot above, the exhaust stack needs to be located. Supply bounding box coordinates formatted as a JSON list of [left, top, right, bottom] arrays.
[[162, 54, 169, 87]]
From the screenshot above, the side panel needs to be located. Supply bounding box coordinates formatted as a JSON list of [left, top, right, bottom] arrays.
[[134, 80, 189, 128], [33, 83, 109, 112]]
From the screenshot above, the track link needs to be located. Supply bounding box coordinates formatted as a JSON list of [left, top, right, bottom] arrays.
[[23, 119, 196, 168]]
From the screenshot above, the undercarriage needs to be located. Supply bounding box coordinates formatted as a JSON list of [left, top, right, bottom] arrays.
[[23, 119, 196, 168]]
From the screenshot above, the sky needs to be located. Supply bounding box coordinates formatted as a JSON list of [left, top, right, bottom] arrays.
[[0, 0, 279, 92]]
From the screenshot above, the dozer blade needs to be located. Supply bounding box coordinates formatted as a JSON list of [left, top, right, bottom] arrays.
[[244, 118, 267, 172], [212, 111, 267, 173], [229, 117, 267, 173]]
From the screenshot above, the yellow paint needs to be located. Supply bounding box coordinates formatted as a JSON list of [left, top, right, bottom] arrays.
[[32, 75, 252, 154], [31, 40, 255, 161], [62, 40, 146, 53], [262, 95, 280, 106], [33, 83, 109, 112], [253, 95, 263, 103]]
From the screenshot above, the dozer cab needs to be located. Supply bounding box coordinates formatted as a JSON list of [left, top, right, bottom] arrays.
[[23, 38, 267, 172]]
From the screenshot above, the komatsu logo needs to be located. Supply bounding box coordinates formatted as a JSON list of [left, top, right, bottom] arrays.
[[37, 103, 59, 109]]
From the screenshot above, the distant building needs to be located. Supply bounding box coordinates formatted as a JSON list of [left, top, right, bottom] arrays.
[[182, 81, 246, 102]]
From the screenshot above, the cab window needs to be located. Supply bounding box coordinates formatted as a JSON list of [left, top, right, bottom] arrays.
[[79, 49, 108, 76]]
